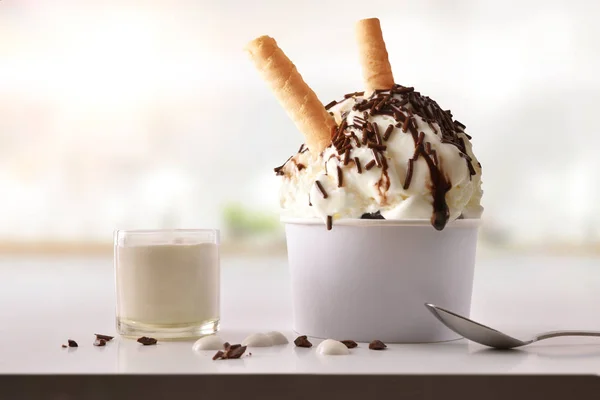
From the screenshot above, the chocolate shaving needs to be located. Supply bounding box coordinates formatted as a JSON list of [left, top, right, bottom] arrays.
[[294, 335, 313, 348], [315, 180, 328, 199], [223, 342, 230, 349], [68, 340, 78, 348], [137, 336, 157, 346], [94, 339, 107, 347], [225, 345, 246, 359], [355, 157, 362, 174], [61, 344, 67, 348], [326, 215, 333, 231], [95, 334, 114, 341], [369, 340, 387, 350], [296, 163, 305, 171], [341, 340, 358, 349], [213, 343, 247, 360]]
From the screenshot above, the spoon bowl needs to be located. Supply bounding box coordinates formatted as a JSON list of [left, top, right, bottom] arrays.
[[425, 303, 600, 350]]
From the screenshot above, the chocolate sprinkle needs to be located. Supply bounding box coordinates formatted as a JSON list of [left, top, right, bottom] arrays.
[[372, 150, 381, 167], [355, 157, 362, 174], [294, 335, 313, 348], [345, 91, 364, 98], [368, 143, 387, 151], [404, 158, 414, 190], [343, 148, 351, 165], [326, 215, 333, 231], [372, 122, 382, 144], [383, 124, 394, 141], [401, 117, 410, 133], [324, 100, 337, 110], [341, 340, 358, 349], [337, 166, 343, 187], [137, 336, 157, 346], [315, 180, 328, 199], [365, 160, 376, 171], [369, 340, 387, 350]]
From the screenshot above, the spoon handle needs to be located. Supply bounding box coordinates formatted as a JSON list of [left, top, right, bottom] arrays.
[[534, 330, 600, 342]]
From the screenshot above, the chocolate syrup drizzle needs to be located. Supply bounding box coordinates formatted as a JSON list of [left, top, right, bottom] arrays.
[[275, 84, 478, 231]]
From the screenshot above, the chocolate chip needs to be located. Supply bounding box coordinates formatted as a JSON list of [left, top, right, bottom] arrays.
[[67, 340, 78, 348], [294, 335, 312, 348], [94, 334, 114, 342], [369, 340, 387, 350], [213, 344, 247, 360], [341, 340, 358, 349], [360, 211, 385, 220], [224, 345, 247, 359], [137, 336, 157, 346], [94, 339, 107, 347]]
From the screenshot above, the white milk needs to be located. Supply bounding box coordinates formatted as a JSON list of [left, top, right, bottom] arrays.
[[116, 242, 219, 330]]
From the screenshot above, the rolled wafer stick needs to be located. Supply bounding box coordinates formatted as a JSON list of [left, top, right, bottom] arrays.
[[245, 36, 336, 155], [355, 18, 394, 95]]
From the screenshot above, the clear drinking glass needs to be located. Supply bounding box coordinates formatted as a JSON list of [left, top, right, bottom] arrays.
[[114, 229, 220, 339]]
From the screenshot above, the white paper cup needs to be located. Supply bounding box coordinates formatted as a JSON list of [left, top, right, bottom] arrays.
[[283, 217, 480, 343]]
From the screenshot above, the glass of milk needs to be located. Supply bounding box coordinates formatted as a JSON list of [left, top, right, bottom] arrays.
[[114, 229, 220, 339]]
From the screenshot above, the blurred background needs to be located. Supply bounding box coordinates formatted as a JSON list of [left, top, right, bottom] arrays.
[[0, 0, 599, 258]]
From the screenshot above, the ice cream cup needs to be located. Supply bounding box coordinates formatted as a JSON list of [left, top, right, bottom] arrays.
[[282, 217, 481, 343]]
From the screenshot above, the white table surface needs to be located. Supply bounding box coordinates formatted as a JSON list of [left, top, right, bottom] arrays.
[[2, 253, 600, 374]]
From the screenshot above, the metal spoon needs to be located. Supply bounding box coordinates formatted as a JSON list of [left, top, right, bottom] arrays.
[[425, 303, 600, 350]]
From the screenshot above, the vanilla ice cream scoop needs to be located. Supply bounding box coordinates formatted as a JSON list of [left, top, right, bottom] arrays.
[[276, 85, 483, 230]]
